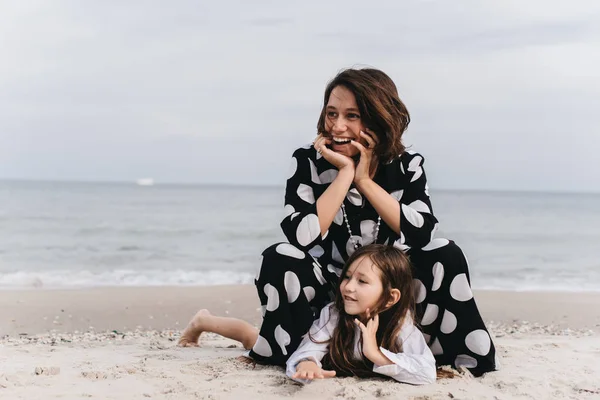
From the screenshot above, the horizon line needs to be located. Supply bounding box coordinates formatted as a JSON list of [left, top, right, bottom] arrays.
[[1, 178, 599, 196]]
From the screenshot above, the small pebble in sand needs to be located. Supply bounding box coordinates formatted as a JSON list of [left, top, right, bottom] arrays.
[[34, 366, 60, 376]]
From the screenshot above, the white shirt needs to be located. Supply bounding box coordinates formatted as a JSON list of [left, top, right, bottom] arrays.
[[286, 303, 436, 385]]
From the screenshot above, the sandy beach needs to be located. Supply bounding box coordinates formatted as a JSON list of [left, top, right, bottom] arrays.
[[1, 286, 600, 400]]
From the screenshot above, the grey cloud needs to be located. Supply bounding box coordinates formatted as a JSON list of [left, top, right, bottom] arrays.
[[0, 1, 599, 192]]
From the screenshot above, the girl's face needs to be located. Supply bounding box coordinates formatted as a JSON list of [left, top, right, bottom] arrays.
[[339, 255, 385, 319], [324, 85, 369, 158]]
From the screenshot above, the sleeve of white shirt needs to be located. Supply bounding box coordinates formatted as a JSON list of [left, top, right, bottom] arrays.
[[286, 303, 338, 382], [372, 319, 437, 385]]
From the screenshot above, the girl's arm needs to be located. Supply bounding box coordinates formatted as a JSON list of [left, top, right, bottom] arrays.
[[372, 322, 437, 385], [356, 152, 438, 249], [286, 304, 338, 381], [280, 146, 353, 251]]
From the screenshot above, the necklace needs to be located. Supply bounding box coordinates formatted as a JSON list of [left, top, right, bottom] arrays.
[[341, 203, 381, 250]]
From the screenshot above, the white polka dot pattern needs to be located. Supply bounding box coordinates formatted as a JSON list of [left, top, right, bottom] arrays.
[[465, 330, 491, 356], [408, 155, 423, 182], [275, 243, 305, 259], [303, 286, 316, 303], [312, 262, 327, 285], [331, 242, 344, 264], [284, 271, 301, 303], [430, 223, 439, 241], [288, 157, 297, 179], [319, 169, 338, 184], [327, 264, 342, 277], [308, 158, 320, 184], [333, 208, 344, 225], [440, 310, 457, 334], [308, 245, 325, 258], [423, 333, 431, 344], [283, 204, 295, 218], [346, 188, 362, 206], [264, 283, 279, 312], [430, 338, 443, 355], [393, 238, 410, 252], [296, 214, 320, 247], [431, 262, 444, 291], [253, 335, 273, 357], [422, 238, 450, 251], [274, 325, 291, 355], [391, 189, 404, 201], [402, 204, 424, 227], [408, 200, 431, 214], [413, 279, 426, 304], [421, 303, 439, 326], [360, 220, 378, 245], [449, 274, 473, 302], [297, 184, 315, 204], [455, 354, 477, 368]]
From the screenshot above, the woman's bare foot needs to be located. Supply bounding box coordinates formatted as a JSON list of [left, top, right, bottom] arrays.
[[178, 309, 212, 347]]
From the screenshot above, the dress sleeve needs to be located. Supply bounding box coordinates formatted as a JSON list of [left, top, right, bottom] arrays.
[[286, 303, 338, 382], [395, 152, 439, 249], [372, 319, 437, 385], [280, 147, 329, 251]]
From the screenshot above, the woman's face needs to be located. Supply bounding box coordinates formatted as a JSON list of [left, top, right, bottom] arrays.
[[324, 85, 369, 158]]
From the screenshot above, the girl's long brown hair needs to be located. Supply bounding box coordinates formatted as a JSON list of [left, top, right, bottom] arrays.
[[313, 244, 416, 377], [317, 68, 411, 164]]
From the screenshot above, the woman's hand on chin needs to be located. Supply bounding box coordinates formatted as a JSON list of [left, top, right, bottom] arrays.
[[314, 133, 354, 171]]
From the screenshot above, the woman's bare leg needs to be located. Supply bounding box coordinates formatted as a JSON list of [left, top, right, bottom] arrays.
[[178, 309, 258, 349]]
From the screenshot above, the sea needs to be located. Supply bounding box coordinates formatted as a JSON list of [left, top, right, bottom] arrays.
[[1, 180, 599, 292]]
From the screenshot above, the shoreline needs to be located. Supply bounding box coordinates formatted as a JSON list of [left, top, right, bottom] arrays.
[[2, 285, 599, 336]]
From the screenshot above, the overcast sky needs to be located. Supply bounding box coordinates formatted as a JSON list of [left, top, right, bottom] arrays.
[[1, 0, 599, 192]]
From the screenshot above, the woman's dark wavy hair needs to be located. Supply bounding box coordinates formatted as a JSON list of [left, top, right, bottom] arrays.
[[317, 68, 411, 164], [311, 244, 416, 378]]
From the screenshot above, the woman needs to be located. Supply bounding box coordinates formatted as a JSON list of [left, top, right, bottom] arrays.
[[183, 68, 497, 376]]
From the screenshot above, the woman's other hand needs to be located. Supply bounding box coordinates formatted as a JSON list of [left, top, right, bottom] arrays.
[[351, 129, 378, 185]]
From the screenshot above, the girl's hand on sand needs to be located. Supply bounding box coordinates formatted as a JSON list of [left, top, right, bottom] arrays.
[[292, 360, 336, 381], [351, 129, 378, 185], [354, 309, 380, 359], [313, 133, 354, 171]]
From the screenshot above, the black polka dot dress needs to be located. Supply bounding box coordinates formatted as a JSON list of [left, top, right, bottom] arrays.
[[249, 144, 497, 377]]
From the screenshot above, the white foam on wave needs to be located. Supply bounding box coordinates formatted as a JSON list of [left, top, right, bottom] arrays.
[[0, 269, 255, 290], [473, 279, 600, 293], [1, 270, 599, 292]]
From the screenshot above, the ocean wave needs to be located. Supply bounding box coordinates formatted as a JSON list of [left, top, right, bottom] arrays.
[[474, 280, 600, 293], [0, 269, 256, 290], [1, 269, 599, 292]]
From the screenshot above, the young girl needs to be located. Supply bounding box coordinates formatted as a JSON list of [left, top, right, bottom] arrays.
[[179, 244, 436, 385], [287, 244, 435, 384]]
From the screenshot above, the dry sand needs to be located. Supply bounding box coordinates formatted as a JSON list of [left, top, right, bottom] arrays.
[[1, 286, 600, 400]]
